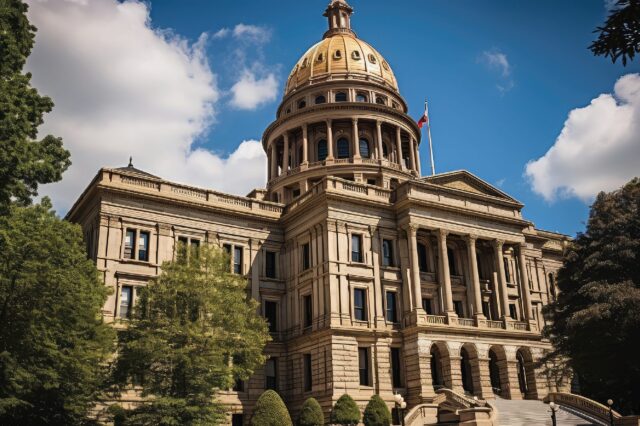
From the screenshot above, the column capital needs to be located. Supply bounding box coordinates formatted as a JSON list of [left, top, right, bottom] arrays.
[[437, 228, 449, 239], [405, 223, 419, 236], [493, 239, 505, 249], [325, 118, 333, 126], [465, 234, 478, 244], [283, 131, 289, 141], [376, 119, 382, 128], [352, 117, 358, 124]]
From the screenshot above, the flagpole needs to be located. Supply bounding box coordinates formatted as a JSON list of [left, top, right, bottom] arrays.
[[425, 99, 436, 176]]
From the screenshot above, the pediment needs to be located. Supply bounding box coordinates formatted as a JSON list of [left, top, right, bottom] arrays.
[[421, 170, 521, 205]]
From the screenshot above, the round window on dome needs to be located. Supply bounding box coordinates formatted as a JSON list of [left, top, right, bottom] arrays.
[[301, 58, 308, 69], [368, 54, 377, 64], [352, 51, 361, 60], [333, 50, 342, 60], [317, 53, 324, 63], [382, 61, 390, 71]]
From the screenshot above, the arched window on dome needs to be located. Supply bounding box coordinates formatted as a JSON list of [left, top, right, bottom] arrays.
[[382, 143, 389, 159], [335, 92, 347, 102], [334, 50, 342, 60], [356, 93, 367, 102], [317, 140, 328, 162], [337, 138, 350, 159], [298, 99, 306, 109], [375, 96, 387, 105], [315, 95, 326, 105], [359, 138, 370, 158]]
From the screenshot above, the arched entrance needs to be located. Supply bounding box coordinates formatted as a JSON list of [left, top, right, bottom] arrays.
[[516, 348, 539, 399], [460, 347, 474, 395], [431, 344, 445, 390], [488, 349, 502, 396]]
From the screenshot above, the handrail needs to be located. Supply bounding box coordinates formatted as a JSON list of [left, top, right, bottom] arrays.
[[435, 388, 486, 409], [544, 392, 621, 423]]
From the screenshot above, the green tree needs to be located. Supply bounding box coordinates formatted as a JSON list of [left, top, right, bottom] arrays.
[[0, 199, 115, 424], [363, 395, 391, 426], [590, 0, 640, 65], [331, 394, 360, 425], [542, 178, 640, 415], [298, 397, 324, 426], [251, 390, 292, 426], [114, 246, 270, 425], [0, 0, 71, 212]]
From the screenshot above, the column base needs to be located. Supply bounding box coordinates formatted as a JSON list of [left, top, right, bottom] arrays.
[[445, 312, 458, 325]]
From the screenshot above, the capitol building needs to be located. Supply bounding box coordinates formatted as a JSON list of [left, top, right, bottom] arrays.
[[68, 0, 571, 424]]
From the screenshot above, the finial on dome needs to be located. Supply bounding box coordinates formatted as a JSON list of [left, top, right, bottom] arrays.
[[128, 156, 133, 167], [323, 0, 355, 39]]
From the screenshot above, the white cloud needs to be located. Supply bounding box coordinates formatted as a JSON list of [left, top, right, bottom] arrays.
[[213, 27, 230, 39], [26, 0, 266, 213], [525, 73, 640, 202], [229, 70, 279, 110], [211, 23, 270, 43], [480, 49, 514, 93]]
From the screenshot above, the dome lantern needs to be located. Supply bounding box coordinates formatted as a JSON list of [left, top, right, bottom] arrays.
[[323, 0, 355, 38]]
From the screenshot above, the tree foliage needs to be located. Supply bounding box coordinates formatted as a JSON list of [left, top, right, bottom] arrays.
[[542, 178, 640, 415], [251, 390, 292, 426], [298, 397, 324, 426], [363, 395, 391, 426], [0, 0, 71, 211], [590, 0, 640, 65], [331, 394, 360, 425], [0, 199, 115, 424], [113, 246, 270, 425]]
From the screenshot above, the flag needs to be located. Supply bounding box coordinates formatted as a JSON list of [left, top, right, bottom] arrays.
[[417, 110, 429, 129]]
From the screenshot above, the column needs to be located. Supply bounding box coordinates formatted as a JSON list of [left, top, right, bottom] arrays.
[[395, 126, 402, 166], [409, 136, 416, 171], [371, 227, 385, 327], [352, 118, 361, 159], [326, 119, 334, 160], [282, 132, 289, 172], [270, 143, 277, 179], [415, 140, 422, 175], [437, 229, 455, 317], [376, 120, 383, 160], [493, 240, 510, 320], [465, 235, 484, 319], [302, 123, 309, 165], [517, 243, 533, 323], [407, 225, 424, 314]]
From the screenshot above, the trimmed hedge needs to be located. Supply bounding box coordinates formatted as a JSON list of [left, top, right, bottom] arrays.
[[363, 395, 391, 426], [298, 397, 324, 426], [332, 394, 361, 425], [251, 390, 292, 426]]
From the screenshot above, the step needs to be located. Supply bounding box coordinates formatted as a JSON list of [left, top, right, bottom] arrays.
[[491, 397, 600, 426]]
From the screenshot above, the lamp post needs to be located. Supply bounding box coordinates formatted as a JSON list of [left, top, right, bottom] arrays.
[[393, 393, 406, 426], [549, 402, 558, 426], [607, 399, 614, 426]]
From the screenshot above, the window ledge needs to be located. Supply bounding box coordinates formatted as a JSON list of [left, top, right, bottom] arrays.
[[120, 258, 153, 266]]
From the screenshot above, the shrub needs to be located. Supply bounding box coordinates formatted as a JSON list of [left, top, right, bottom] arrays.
[[332, 394, 360, 425], [251, 390, 292, 426], [363, 395, 391, 426], [299, 397, 324, 426]]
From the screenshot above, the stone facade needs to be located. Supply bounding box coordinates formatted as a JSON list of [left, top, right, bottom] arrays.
[[67, 1, 570, 423]]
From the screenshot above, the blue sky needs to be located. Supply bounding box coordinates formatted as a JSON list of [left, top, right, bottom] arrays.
[[28, 0, 640, 236]]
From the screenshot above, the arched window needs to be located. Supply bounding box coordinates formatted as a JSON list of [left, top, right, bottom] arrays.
[[315, 95, 326, 104], [375, 96, 386, 105], [517, 351, 528, 394], [382, 143, 389, 159], [461, 347, 474, 394], [335, 92, 347, 102], [298, 99, 306, 109], [430, 346, 444, 389], [356, 93, 367, 102], [337, 138, 350, 159], [317, 140, 328, 161], [351, 50, 361, 60], [489, 350, 501, 394], [334, 50, 342, 60], [359, 138, 370, 158]]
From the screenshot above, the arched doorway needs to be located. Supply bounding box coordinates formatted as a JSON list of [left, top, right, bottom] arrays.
[[517, 351, 528, 395], [460, 347, 474, 395], [431, 345, 445, 390], [516, 348, 539, 399], [488, 349, 502, 396]]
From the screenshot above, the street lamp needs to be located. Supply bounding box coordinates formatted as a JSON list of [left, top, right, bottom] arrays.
[[607, 399, 614, 426], [549, 402, 558, 426], [393, 393, 406, 426]]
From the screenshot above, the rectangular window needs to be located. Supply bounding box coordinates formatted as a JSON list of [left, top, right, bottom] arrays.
[[422, 298, 433, 315], [447, 247, 457, 275], [265, 251, 277, 278], [386, 291, 397, 323], [124, 229, 135, 259], [233, 246, 243, 274], [482, 301, 491, 319], [303, 354, 312, 392], [232, 414, 243, 426], [138, 231, 150, 262], [265, 301, 278, 333], [509, 303, 518, 320], [417, 243, 428, 272], [223, 244, 232, 254], [454, 300, 465, 318], [354, 288, 367, 321], [292, 188, 301, 198], [367, 179, 377, 186], [390, 347, 402, 388], [303, 295, 313, 328], [351, 234, 363, 263], [190, 239, 200, 259], [265, 358, 277, 390], [382, 239, 394, 267], [358, 347, 370, 386], [177, 236, 189, 262], [477, 254, 486, 279], [503, 258, 512, 283], [302, 243, 310, 270], [119, 285, 132, 319]]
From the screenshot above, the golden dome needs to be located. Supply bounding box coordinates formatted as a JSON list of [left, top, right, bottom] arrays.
[[284, 2, 398, 96]]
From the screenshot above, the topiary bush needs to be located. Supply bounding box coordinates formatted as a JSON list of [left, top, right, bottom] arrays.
[[363, 395, 391, 426], [298, 397, 324, 426], [331, 394, 360, 425], [251, 390, 292, 426]]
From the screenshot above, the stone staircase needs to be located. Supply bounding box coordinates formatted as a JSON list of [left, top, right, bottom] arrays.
[[492, 397, 603, 426]]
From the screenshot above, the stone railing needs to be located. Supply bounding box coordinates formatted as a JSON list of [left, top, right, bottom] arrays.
[[487, 320, 504, 329], [457, 318, 475, 327], [544, 392, 629, 425], [426, 315, 447, 325], [435, 388, 486, 409], [506, 321, 529, 331]]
